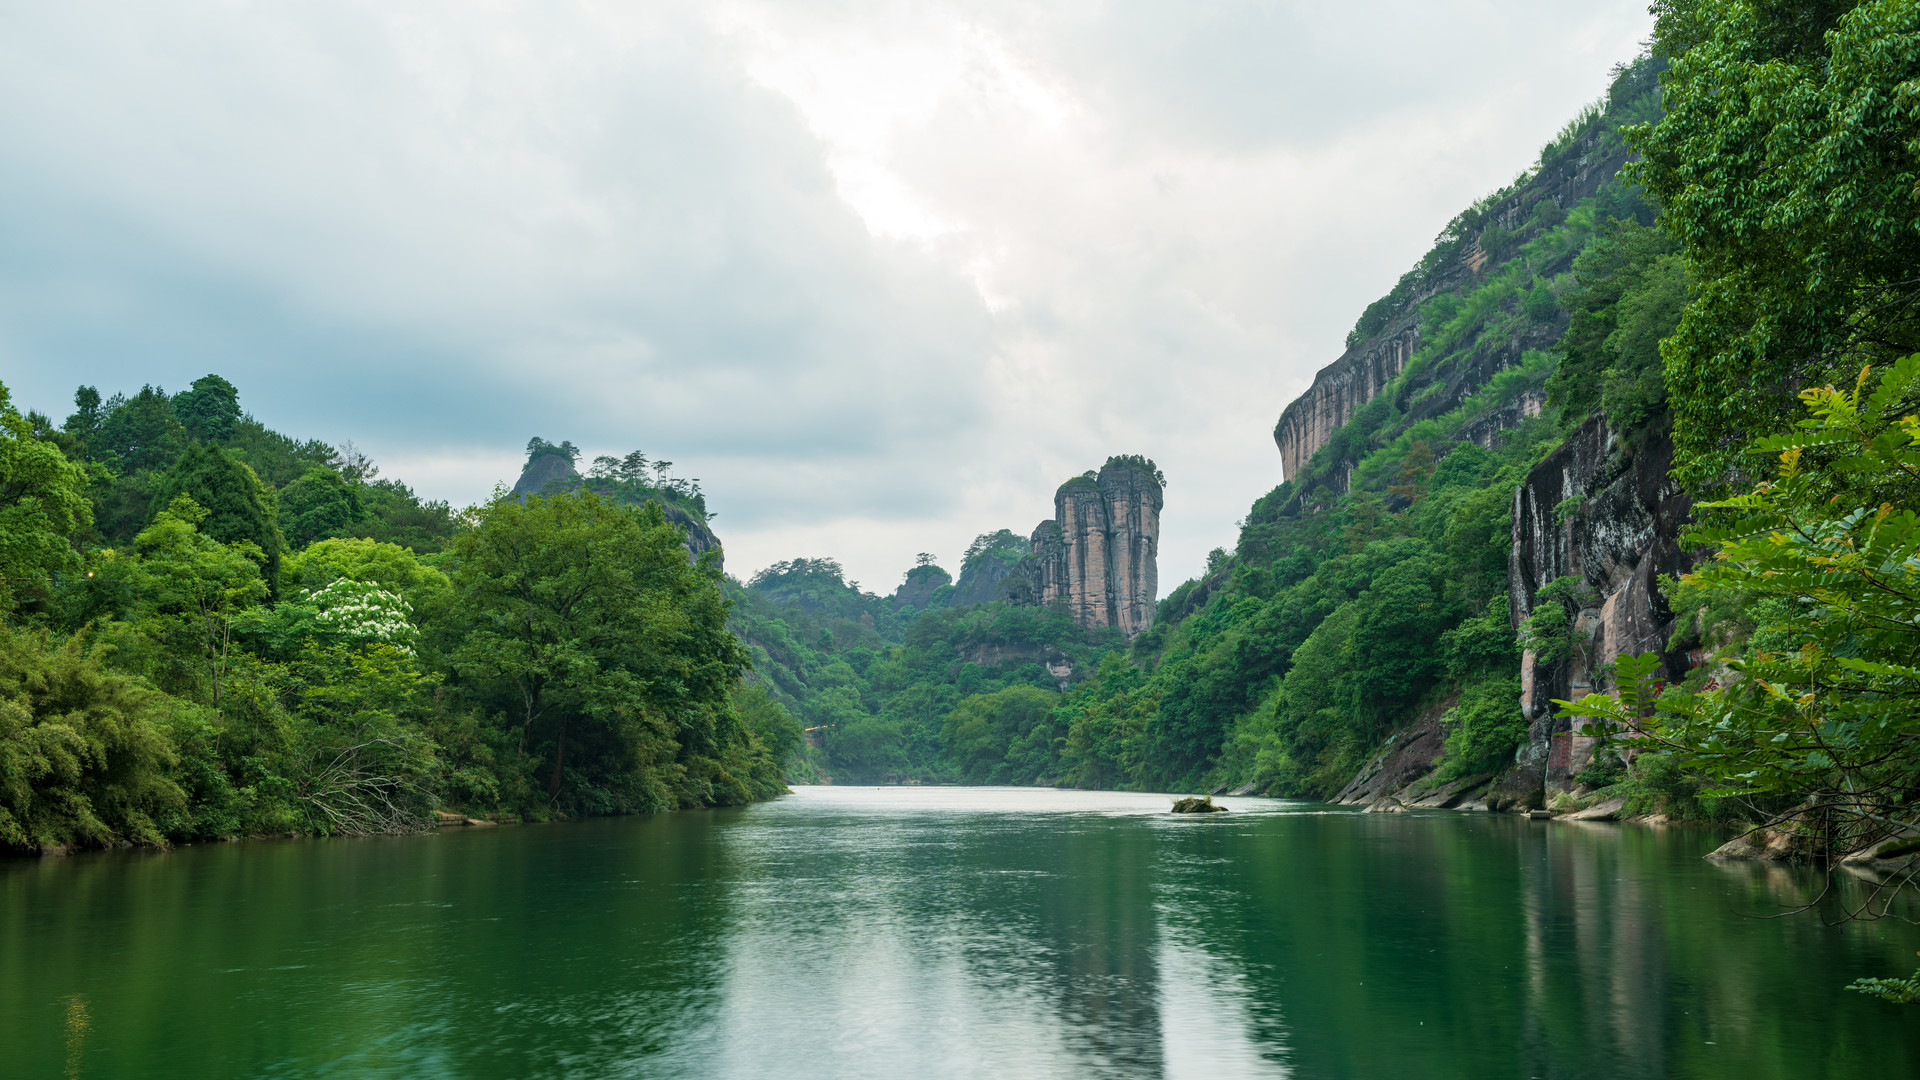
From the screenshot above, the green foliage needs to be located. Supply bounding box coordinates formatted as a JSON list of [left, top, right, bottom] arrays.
[[1519, 576, 1587, 668], [1633, 0, 1920, 488], [524, 437, 579, 467], [1848, 964, 1920, 1005], [0, 626, 185, 851], [3, 379, 786, 851], [1559, 356, 1920, 851], [1605, 750, 1729, 821], [1435, 675, 1527, 781], [152, 443, 286, 587], [221, 417, 337, 489], [0, 381, 93, 615], [444, 492, 774, 815], [1545, 219, 1687, 433], [101, 496, 272, 706], [90, 385, 186, 473], [585, 449, 710, 520], [944, 685, 1063, 783], [961, 530, 1027, 576], [1102, 454, 1166, 488], [278, 466, 363, 547], [171, 374, 240, 442]]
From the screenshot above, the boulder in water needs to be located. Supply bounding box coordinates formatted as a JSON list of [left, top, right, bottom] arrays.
[[1171, 796, 1227, 814]]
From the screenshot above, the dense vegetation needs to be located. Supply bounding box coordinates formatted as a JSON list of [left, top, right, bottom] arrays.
[[0, 386, 790, 854], [4, 2, 1914, 937], [728, 56, 1673, 792], [735, 1, 1920, 885]]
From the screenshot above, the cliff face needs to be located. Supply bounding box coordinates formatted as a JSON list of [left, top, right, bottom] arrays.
[[1271, 133, 1633, 492], [509, 451, 723, 567], [1274, 322, 1419, 482], [892, 564, 952, 611], [1013, 460, 1163, 636], [511, 453, 578, 497], [1506, 416, 1694, 793], [951, 551, 1021, 606]]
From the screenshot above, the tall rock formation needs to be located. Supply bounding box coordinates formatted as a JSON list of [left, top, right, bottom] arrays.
[[1014, 458, 1163, 636], [891, 563, 952, 611]]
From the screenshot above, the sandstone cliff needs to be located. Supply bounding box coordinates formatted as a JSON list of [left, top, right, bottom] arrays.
[[1008, 458, 1163, 636], [1272, 130, 1633, 494], [1274, 322, 1419, 482], [1506, 416, 1694, 793]]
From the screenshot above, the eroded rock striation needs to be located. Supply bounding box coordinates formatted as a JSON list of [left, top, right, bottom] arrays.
[[1506, 416, 1694, 793], [1273, 324, 1419, 483], [1271, 128, 1633, 492], [1008, 459, 1163, 636]]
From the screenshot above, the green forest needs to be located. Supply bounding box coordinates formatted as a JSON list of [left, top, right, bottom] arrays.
[[3, 0, 1916, 906], [729, 0, 1920, 882], [0, 377, 793, 853]]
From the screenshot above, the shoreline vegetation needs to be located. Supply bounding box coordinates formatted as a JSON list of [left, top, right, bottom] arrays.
[[5, 6, 1917, 998]]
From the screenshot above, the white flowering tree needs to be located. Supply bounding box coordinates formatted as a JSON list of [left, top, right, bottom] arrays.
[[303, 579, 417, 651]]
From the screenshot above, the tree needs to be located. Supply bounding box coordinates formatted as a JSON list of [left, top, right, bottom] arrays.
[[278, 466, 364, 547], [152, 442, 285, 587], [1546, 219, 1688, 433], [0, 626, 186, 853], [0, 380, 93, 615], [281, 536, 452, 615], [1561, 355, 1920, 881], [62, 386, 104, 450], [943, 685, 1058, 782], [90, 385, 186, 472], [171, 374, 241, 442], [1633, 0, 1920, 488], [107, 496, 271, 706], [444, 491, 769, 814]]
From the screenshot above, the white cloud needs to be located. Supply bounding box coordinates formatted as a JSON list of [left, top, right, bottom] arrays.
[[0, 0, 1652, 595]]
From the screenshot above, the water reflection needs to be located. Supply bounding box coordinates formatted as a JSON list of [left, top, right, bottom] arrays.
[[2, 788, 1916, 1079]]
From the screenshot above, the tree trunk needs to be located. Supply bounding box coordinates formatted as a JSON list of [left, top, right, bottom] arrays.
[[548, 719, 568, 801]]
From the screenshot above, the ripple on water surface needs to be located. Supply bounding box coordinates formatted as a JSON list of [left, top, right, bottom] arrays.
[[2, 785, 1916, 1079]]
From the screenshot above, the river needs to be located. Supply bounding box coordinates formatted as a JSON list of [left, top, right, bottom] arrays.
[[4, 786, 1916, 1078]]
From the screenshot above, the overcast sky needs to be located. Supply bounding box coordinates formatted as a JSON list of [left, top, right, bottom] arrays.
[[0, 0, 1652, 595]]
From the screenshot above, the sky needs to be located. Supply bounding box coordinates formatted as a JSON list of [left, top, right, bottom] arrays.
[[0, 0, 1653, 596]]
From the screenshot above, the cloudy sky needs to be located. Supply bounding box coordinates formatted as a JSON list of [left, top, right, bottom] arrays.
[[0, 0, 1651, 594]]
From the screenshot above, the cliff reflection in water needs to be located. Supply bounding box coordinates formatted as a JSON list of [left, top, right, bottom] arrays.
[[2, 787, 1916, 1079]]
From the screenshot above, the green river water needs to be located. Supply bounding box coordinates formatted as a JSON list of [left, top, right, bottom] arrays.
[[4, 786, 1917, 1079]]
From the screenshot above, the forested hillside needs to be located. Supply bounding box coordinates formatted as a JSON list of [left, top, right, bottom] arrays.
[[729, 0, 1920, 875], [725, 54, 1675, 791], [0, 390, 791, 854], [3, 0, 1915, 898]]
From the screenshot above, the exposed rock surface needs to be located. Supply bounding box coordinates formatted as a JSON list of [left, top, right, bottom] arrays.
[[508, 450, 723, 566], [1564, 796, 1627, 821], [1329, 707, 1450, 807], [951, 550, 1022, 607], [1171, 796, 1227, 814], [511, 453, 578, 497], [1508, 416, 1694, 796], [1271, 133, 1632, 493], [1009, 460, 1163, 636], [892, 564, 952, 611], [1274, 321, 1419, 482]]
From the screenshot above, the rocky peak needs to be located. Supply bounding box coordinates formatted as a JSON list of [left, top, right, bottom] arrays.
[[892, 563, 953, 611], [1009, 457, 1163, 636], [508, 437, 723, 567]]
